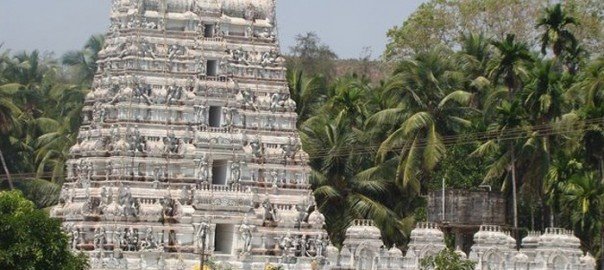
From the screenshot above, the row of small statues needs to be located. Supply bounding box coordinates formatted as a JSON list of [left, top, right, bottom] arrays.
[[227, 48, 282, 67]]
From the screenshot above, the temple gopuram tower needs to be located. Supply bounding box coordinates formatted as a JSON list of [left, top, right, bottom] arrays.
[[51, 0, 330, 269]]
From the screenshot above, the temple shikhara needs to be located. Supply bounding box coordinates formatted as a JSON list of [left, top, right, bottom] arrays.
[[50, 0, 597, 269]]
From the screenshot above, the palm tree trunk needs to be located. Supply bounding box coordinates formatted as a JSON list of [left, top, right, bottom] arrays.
[[600, 158, 604, 270], [0, 148, 14, 190], [511, 147, 519, 250]]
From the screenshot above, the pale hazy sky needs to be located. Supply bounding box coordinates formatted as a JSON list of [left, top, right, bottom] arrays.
[[0, 0, 426, 59]]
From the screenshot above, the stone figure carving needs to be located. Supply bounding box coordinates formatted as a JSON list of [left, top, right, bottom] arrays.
[[262, 198, 278, 222], [71, 227, 81, 250], [167, 44, 185, 60], [195, 221, 210, 250], [129, 125, 146, 153], [222, 106, 234, 127], [164, 129, 180, 154], [282, 136, 301, 162], [123, 228, 139, 252], [94, 227, 107, 250], [195, 156, 210, 186], [270, 170, 280, 188], [77, 161, 92, 189], [236, 88, 256, 110], [230, 160, 241, 184], [166, 85, 183, 104], [314, 235, 326, 258], [270, 93, 288, 112], [280, 231, 294, 256], [194, 104, 208, 125], [118, 184, 138, 217], [100, 186, 111, 209], [140, 41, 156, 58], [133, 84, 152, 105], [260, 50, 279, 66], [180, 185, 191, 205], [254, 28, 274, 40], [196, 57, 207, 75], [249, 137, 263, 159], [140, 227, 159, 251], [229, 48, 249, 65], [240, 217, 256, 254]]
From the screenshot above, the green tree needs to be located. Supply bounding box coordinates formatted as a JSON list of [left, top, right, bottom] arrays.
[[286, 69, 327, 126], [420, 248, 476, 270], [0, 190, 89, 269], [373, 48, 474, 194], [288, 32, 338, 79], [561, 172, 603, 254], [536, 4, 579, 57], [301, 111, 405, 245], [62, 35, 104, 87], [385, 0, 603, 60]]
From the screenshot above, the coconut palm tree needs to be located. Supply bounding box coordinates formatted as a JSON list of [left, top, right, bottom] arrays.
[[372, 48, 474, 194], [301, 110, 402, 245], [536, 3, 579, 57], [0, 82, 22, 190], [286, 69, 327, 126], [561, 172, 603, 253], [485, 34, 533, 234], [62, 34, 104, 86]]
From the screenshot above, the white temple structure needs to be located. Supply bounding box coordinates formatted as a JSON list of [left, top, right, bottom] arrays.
[[50, 1, 597, 269], [52, 0, 330, 269]]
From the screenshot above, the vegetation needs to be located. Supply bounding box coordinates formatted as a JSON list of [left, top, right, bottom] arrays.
[[0, 1, 602, 268], [384, 0, 603, 60], [0, 190, 89, 270], [420, 249, 476, 270], [290, 2, 604, 266]]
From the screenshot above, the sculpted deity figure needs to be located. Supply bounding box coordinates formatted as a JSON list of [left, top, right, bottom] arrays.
[[166, 85, 183, 104], [195, 156, 210, 186], [194, 104, 208, 125], [270, 93, 287, 112], [167, 44, 185, 60], [164, 128, 180, 154], [240, 216, 256, 254], [222, 106, 234, 127], [100, 186, 111, 207], [270, 170, 280, 188], [72, 228, 81, 250], [195, 221, 210, 250], [249, 137, 263, 159], [180, 185, 191, 205], [133, 83, 152, 105], [262, 198, 278, 222], [196, 57, 207, 75], [280, 231, 294, 255], [140, 227, 159, 251], [282, 136, 301, 160], [314, 235, 326, 257], [139, 41, 156, 58], [93, 227, 107, 250], [230, 161, 241, 184]]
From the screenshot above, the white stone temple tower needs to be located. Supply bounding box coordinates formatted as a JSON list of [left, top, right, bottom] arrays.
[[51, 0, 329, 269]]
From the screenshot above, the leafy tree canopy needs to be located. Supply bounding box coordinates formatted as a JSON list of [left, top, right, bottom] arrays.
[[0, 190, 88, 270], [385, 0, 603, 60]]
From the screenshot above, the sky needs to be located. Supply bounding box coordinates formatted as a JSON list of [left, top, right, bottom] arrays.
[[0, 0, 426, 59]]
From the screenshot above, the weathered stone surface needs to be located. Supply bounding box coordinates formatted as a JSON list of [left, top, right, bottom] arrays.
[[53, 0, 328, 268]]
